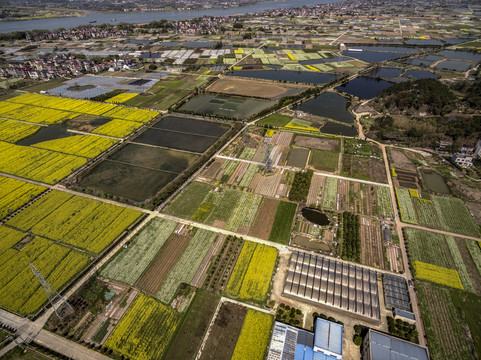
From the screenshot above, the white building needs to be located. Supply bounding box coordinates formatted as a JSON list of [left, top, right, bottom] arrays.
[[451, 153, 473, 168]]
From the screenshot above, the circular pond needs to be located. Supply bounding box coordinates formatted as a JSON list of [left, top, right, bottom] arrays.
[[301, 207, 330, 226]]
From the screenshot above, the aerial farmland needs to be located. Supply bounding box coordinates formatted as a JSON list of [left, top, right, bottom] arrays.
[[0, 0, 481, 358]]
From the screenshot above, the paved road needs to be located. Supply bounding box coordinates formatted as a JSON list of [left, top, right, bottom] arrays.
[[379, 143, 427, 348]]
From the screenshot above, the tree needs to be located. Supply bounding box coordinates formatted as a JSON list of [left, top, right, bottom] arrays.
[[148, 64, 157, 71], [354, 335, 362, 346]]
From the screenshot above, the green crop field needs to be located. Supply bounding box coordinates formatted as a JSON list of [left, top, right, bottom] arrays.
[[156, 229, 217, 304], [205, 189, 242, 224], [164, 290, 220, 360], [376, 186, 394, 218], [308, 149, 339, 172], [257, 114, 292, 127], [416, 281, 479, 360], [404, 228, 454, 269], [101, 218, 177, 285], [164, 181, 214, 219], [268, 201, 297, 244], [432, 195, 480, 237], [395, 188, 417, 224], [321, 177, 338, 209]]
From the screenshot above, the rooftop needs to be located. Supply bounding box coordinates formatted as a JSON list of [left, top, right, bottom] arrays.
[[367, 329, 429, 360]]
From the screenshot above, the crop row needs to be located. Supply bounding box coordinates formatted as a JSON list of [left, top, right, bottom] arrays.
[[395, 188, 418, 224], [0, 176, 46, 219], [227, 242, 277, 304], [0, 119, 40, 143], [413, 200, 440, 228], [33, 135, 117, 158], [444, 236, 474, 293], [376, 186, 394, 218], [231, 310, 274, 360], [156, 229, 217, 304], [465, 239, 481, 277], [225, 193, 262, 232], [7, 190, 142, 253], [268, 201, 297, 244], [238, 147, 256, 160], [0, 141, 87, 184], [432, 195, 480, 237], [105, 293, 180, 360], [238, 163, 259, 188], [322, 177, 338, 209], [92, 119, 140, 138], [413, 261, 463, 290], [0, 236, 89, 315], [101, 218, 177, 285], [404, 228, 454, 269]]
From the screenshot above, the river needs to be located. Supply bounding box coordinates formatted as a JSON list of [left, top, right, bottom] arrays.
[[0, 0, 341, 33]]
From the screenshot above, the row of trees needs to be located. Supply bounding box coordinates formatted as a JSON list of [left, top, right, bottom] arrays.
[[341, 212, 360, 262], [288, 170, 313, 202], [387, 316, 419, 344]]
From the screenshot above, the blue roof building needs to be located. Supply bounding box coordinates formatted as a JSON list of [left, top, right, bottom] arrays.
[[313, 318, 343, 360], [267, 318, 343, 360]]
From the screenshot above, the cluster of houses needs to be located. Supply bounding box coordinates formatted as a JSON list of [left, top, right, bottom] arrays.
[[29, 27, 128, 42], [0, 54, 135, 80]]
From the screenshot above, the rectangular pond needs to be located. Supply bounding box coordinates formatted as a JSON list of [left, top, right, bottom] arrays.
[[133, 127, 219, 153], [78, 160, 177, 202], [152, 115, 228, 137], [420, 169, 450, 194], [179, 94, 275, 120]]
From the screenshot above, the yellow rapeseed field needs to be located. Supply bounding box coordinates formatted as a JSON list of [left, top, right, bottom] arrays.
[[227, 242, 278, 303], [105, 294, 180, 360], [93, 119, 140, 138], [413, 261, 464, 290], [106, 93, 138, 104], [232, 310, 274, 360]]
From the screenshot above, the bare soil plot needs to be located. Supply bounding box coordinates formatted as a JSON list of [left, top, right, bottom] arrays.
[[203, 159, 223, 179], [252, 143, 268, 162], [199, 302, 248, 360], [228, 161, 249, 185], [212, 220, 227, 229], [307, 174, 324, 207], [136, 234, 191, 295], [249, 172, 262, 191], [292, 235, 333, 253], [249, 198, 279, 240], [337, 179, 349, 212], [294, 136, 339, 151], [272, 131, 294, 146], [287, 148, 310, 168], [254, 172, 282, 197], [206, 78, 306, 99], [360, 217, 385, 269], [467, 202, 481, 225], [389, 149, 416, 171]]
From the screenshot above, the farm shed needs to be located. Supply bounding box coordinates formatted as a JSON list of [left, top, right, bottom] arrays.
[[362, 329, 429, 360], [283, 251, 380, 321], [267, 318, 343, 360]]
